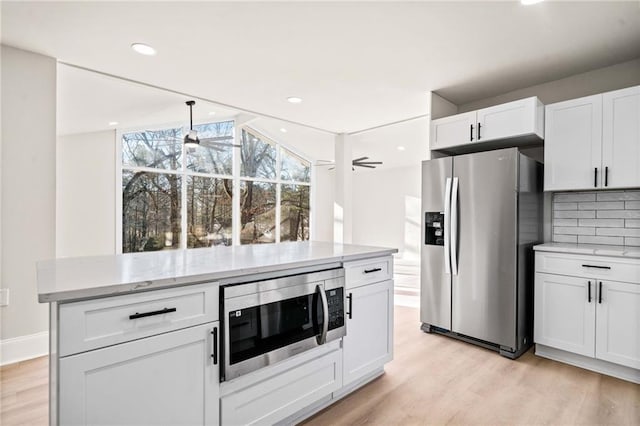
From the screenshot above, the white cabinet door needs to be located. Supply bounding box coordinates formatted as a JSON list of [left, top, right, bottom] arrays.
[[343, 280, 393, 387], [430, 111, 477, 149], [221, 346, 342, 425], [595, 281, 640, 369], [534, 273, 595, 357], [544, 94, 603, 191], [602, 86, 640, 189], [60, 322, 220, 426], [476, 97, 542, 142]]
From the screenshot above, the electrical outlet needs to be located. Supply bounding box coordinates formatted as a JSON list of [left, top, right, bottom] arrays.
[[0, 289, 9, 307]]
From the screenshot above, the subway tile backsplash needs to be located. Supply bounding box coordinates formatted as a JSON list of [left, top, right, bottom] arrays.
[[552, 190, 640, 247]]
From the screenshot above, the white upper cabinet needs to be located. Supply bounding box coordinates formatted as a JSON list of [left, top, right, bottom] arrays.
[[544, 94, 602, 191], [544, 85, 640, 191], [430, 111, 476, 150], [476, 97, 544, 142], [430, 97, 544, 151], [602, 86, 640, 189]]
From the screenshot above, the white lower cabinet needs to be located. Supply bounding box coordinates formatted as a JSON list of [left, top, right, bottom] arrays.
[[595, 280, 640, 369], [343, 279, 394, 387], [59, 322, 220, 426], [534, 273, 595, 357], [534, 251, 640, 381], [220, 346, 342, 425]]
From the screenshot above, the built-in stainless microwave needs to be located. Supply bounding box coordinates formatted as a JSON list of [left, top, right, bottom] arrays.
[[221, 268, 345, 381]]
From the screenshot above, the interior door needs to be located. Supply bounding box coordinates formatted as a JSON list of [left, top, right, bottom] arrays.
[[420, 157, 453, 330], [451, 148, 518, 348]]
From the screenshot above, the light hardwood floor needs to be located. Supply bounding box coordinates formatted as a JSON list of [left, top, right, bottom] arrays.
[[1, 305, 638, 425]]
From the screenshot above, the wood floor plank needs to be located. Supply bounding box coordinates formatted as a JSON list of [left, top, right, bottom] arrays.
[[304, 305, 640, 426], [1, 304, 638, 425]]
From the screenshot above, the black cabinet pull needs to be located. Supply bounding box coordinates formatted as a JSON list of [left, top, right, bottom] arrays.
[[129, 307, 176, 320], [364, 267, 382, 274], [211, 327, 218, 365], [477, 123, 482, 140], [346, 293, 353, 319], [605, 166, 609, 187], [470, 124, 474, 141], [598, 282, 603, 304], [594, 167, 598, 187], [581, 264, 611, 270], [587, 281, 592, 303]]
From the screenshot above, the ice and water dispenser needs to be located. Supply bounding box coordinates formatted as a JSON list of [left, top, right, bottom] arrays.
[[425, 212, 445, 246]]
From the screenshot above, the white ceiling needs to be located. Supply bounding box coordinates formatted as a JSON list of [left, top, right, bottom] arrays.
[[57, 65, 237, 136], [3, 1, 640, 134]]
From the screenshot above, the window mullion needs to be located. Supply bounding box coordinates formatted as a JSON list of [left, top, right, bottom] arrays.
[[180, 126, 188, 250], [232, 125, 241, 246], [275, 146, 281, 243]]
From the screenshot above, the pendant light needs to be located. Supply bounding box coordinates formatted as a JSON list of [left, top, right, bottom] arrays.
[[184, 100, 200, 147]]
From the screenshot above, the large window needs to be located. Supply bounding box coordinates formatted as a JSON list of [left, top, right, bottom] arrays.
[[120, 122, 311, 253]]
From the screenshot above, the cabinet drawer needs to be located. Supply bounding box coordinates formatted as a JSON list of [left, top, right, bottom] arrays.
[[345, 256, 393, 289], [535, 252, 640, 283], [221, 346, 342, 425], [59, 282, 218, 357]]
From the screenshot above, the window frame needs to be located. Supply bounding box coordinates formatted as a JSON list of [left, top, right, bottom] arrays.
[[116, 120, 313, 253]]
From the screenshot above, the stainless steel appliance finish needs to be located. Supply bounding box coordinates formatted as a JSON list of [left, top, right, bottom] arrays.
[[420, 158, 453, 331], [420, 148, 542, 359], [222, 268, 345, 381]]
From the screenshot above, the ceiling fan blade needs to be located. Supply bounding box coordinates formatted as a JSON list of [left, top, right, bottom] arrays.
[[199, 135, 234, 142], [354, 161, 383, 165], [352, 156, 369, 162]]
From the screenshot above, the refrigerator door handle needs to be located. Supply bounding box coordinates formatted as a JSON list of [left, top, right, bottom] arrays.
[[451, 177, 459, 276], [443, 177, 452, 274]]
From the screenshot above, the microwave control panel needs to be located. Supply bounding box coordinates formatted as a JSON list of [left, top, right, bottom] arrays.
[[326, 287, 345, 330]]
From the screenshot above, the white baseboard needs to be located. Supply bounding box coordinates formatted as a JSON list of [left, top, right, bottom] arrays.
[[535, 344, 640, 384], [0, 331, 49, 366]]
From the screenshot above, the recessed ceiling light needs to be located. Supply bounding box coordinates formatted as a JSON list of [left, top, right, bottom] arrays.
[[280, 128, 287, 133], [521, 0, 544, 5], [131, 43, 157, 56], [287, 97, 302, 104], [397, 146, 406, 151], [208, 111, 216, 116], [108, 121, 119, 126]]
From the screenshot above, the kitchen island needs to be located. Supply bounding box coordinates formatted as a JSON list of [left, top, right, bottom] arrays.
[[38, 241, 397, 425]]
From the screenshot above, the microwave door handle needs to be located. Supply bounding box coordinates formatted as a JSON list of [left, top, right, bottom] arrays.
[[316, 284, 329, 345]]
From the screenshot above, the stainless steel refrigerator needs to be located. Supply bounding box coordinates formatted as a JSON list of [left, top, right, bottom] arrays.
[[420, 147, 542, 359]]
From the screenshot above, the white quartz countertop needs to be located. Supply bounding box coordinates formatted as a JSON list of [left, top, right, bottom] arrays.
[[533, 242, 640, 259], [37, 241, 397, 303]]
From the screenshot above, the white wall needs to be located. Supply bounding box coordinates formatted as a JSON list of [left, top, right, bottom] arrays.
[[352, 164, 421, 263], [56, 130, 116, 258], [458, 58, 640, 112], [1, 46, 56, 345], [312, 166, 334, 242]]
